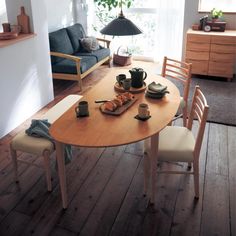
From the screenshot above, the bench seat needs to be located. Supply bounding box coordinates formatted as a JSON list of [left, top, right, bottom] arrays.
[[10, 95, 82, 191]]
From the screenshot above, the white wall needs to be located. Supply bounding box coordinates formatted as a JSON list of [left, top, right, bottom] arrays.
[[0, 0, 54, 138], [45, 0, 88, 33], [46, 0, 74, 32]]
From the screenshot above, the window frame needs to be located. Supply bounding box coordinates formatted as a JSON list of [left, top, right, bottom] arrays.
[[198, 0, 236, 13]]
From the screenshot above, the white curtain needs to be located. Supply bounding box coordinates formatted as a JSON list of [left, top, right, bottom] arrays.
[[154, 0, 185, 62]]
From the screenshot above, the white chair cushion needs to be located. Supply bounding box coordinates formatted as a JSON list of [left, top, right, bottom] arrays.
[[11, 95, 82, 156], [11, 131, 54, 156], [158, 126, 195, 162]]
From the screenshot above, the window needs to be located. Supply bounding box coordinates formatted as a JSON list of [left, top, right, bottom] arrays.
[[0, 0, 8, 32], [198, 0, 236, 12]]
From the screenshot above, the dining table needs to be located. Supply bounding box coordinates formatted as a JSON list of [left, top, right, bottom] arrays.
[[49, 69, 180, 209]]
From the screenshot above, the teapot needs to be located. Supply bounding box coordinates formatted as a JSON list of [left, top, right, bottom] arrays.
[[129, 67, 147, 88]]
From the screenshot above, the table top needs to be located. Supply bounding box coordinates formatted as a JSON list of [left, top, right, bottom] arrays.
[[49, 70, 180, 147]]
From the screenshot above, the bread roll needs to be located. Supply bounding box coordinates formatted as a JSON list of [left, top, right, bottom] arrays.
[[113, 98, 123, 107], [104, 101, 117, 111]]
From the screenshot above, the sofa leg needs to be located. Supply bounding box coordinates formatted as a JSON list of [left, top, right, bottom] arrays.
[[78, 79, 82, 91]]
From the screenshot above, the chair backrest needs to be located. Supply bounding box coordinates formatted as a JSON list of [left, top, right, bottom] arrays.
[[161, 56, 192, 103], [187, 86, 209, 159]]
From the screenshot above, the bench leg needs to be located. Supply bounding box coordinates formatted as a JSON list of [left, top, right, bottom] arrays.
[[43, 150, 52, 192], [10, 144, 19, 183]]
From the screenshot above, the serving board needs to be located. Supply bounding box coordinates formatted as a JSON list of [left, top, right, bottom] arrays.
[[114, 82, 146, 94], [100, 98, 138, 116]]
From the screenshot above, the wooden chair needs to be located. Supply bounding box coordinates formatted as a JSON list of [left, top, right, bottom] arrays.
[[144, 86, 209, 199], [161, 56, 192, 127]]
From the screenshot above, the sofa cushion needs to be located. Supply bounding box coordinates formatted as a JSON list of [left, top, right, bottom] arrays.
[[74, 47, 110, 62], [80, 36, 100, 52], [52, 56, 97, 74], [66, 23, 86, 53], [49, 28, 74, 64]]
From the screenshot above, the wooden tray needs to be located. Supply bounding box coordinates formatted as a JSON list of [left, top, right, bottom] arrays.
[[100, 98, 138, 116], [114, 82, 146, 94]]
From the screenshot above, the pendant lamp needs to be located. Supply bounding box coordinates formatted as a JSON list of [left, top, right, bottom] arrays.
[[100, 9, 142, 36]]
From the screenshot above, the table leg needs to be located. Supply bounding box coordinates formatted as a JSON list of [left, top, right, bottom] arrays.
[[143, 138, 150, 196], [55, 141, 68, 209], [150, 133, 159, 204], [143, 139, 150, 196]]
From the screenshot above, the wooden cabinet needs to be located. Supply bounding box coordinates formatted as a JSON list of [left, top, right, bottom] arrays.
[[185, 29, 236, 81]]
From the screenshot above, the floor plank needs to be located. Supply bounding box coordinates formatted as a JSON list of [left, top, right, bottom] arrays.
[[200, 123, 230, 236], [228, 126, 236, 236]]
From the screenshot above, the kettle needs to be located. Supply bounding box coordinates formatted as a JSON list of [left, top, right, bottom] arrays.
[[129, 67, 147, 88]]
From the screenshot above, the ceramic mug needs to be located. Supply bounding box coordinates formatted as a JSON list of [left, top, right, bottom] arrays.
[[122, 78, 131, 90], [2, 23, 11, 32], [116, 74, 126, 86], [75, 101, 89, 117], [138, 103, 150, 119], [11, 25, 22, 34]]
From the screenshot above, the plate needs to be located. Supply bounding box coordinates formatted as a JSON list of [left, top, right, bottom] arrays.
[[114, 82, 146, 94], [145, 92, 166, 99], [100, 98, 138, 116], [0, 32, 18, 40]]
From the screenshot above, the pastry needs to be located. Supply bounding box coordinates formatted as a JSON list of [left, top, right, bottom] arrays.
[[113, 98, 123, 107], [104, 101, 117, 111], [123, 92, 135, 101]]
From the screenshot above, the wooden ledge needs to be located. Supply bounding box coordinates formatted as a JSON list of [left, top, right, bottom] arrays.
[[0, 33, 36, 48]]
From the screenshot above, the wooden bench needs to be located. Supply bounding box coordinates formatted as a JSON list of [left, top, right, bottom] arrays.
[[10, 95, 82, 191]]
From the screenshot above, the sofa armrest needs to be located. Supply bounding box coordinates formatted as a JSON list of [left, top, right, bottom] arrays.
[[50, 51, 81, 62], [96, 38, 111, 48]]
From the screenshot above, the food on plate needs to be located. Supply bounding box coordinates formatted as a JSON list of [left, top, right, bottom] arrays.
[[103, 101, 117, 112], [113, 98, 123, 107], [103, 92, 135, 112]]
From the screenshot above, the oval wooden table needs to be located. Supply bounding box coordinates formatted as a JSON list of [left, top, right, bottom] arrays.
[[49, 70, 180, 209]]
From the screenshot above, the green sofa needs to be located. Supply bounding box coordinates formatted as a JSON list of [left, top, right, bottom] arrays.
[[49, 24, 111, 90]]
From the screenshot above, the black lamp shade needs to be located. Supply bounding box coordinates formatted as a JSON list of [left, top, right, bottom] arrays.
[[100, 14, 142, 36]]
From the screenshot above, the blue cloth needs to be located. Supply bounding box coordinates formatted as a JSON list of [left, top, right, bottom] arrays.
[[25, 119, 72, 165]]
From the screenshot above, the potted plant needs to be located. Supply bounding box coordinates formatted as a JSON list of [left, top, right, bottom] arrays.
[[210, 8, 223, 22]]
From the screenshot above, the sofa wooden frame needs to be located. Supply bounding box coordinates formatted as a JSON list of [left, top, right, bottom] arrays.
[[50, 38, 111, 90]]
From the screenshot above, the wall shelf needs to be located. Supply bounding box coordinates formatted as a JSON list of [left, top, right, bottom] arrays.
[[0, 33, 36, 48]]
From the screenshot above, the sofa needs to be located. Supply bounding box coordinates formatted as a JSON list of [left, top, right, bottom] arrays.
[[49, 24, 111, 90]]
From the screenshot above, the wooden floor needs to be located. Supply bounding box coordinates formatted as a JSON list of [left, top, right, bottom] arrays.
[[0, 62, 235, 236]]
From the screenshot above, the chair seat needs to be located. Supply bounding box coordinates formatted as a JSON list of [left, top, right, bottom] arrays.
[[11, 131, 54, 156], [158, 126, 195, 162]]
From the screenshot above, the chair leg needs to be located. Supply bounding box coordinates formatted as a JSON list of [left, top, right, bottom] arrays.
[[43, 150, 52, 192], [10, 144, 19, 183], [182, 107, 188, 127], [193, 161, 199, 199]]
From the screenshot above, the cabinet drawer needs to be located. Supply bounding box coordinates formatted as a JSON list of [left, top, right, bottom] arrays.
[[211, 36, 236, 45], [186, 42, 210, 52], [186, 59, 208, 75], [186, 50, 209, 60], [210, 52, 235, 62], [187, 34, 211, 43], [211, 43, 236, 53], [208, 61, 234, 77]]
